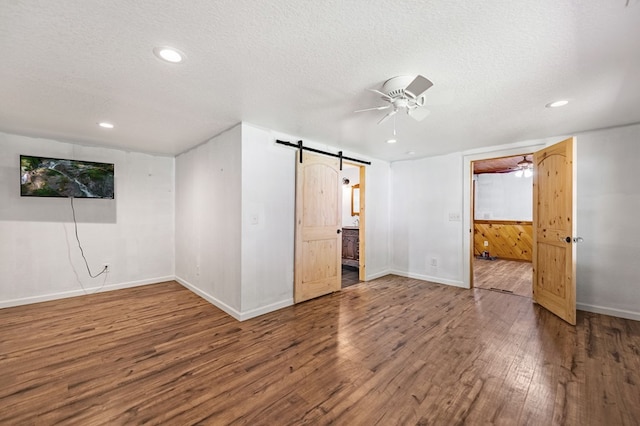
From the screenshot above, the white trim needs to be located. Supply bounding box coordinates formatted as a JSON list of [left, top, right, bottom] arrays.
[[365, 269, 393, 281], [389, 270, 466, 288], [0, 276, 174, 309], [175, 276, 242, 320], [238, 299, 294, 321], [577, 303, 640, 322], [175, 276, 293, 321]]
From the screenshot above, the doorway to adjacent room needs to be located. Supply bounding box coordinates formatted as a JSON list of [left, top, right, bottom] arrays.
[[471, 154, 534, 298], [341, 163, 365, 288]]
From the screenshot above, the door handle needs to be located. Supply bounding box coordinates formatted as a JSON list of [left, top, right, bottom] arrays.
[[337, 229, 342, 234], [558, 236, 584, 243]]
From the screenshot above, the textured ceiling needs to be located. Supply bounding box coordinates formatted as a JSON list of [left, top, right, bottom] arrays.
[[1, 1, 639, 161]]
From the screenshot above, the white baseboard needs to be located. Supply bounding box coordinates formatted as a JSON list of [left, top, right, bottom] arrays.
[[577, 302, 640, 322], [175, 276, 242, 320], [389, 270, 466, 288], [238, 298, 294, 321], [365, 269, 393, 280], [175, 276, 292, 321], [0, 276, 174, 309]]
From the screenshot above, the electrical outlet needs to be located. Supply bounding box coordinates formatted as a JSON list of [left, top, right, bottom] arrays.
[[430, 257, 438, 267], [483, 241, 489, 247]]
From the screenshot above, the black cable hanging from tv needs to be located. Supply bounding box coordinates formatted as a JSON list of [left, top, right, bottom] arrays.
[[70, 197, 108, 279], [275, 139, 371, 170]]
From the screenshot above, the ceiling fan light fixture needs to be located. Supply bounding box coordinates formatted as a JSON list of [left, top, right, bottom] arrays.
[[517, 156, 533, 169], [514, 155, 533, 178]]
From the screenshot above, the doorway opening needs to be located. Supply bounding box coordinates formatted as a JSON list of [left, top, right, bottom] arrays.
[[341, 163, 365, 288], [471, 154, 533, 298]]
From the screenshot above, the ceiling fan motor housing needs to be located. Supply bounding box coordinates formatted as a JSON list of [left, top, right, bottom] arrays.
[[382, 76, 426, 106], [383, 76, 415, 97]]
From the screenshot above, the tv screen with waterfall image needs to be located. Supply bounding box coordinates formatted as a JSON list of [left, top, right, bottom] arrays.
[[20, 155, 114, 199]]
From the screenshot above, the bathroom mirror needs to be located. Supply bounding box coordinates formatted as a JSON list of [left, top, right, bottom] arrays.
[[351, 184, 360, 216]]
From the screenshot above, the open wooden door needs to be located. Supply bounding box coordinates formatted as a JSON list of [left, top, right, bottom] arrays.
[[532, 137, 577, 324], [294, 151, 342, 303]]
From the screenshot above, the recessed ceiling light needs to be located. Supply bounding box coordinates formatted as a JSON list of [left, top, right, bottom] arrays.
[[546, 100, 569, 108], [98, 122, 114, 129], [153, 46, 185, 63], [386, 138, 397, 144]]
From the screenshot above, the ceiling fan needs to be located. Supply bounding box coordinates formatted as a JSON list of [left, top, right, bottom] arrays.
[[355, 75, 434, 124]]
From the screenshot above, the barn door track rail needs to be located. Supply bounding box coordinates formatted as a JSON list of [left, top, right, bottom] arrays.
[[276, 139, 371, 170]]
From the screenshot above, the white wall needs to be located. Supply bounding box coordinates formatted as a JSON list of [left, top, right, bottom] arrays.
[[5, 123, 638, 322], [390, 153, 464, 286], [175, 123, 391, 320], [363, 157, 391, 280], [174, 125, 242, 315], [474, 172, 533, 221], [341, 165, 360, 227], [239, 124, 295, 318], [0, 132, 175, 307], [575, 124, 640, 320]]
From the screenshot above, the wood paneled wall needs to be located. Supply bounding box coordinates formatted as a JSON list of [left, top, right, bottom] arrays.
[[474, 220, 533, 262]]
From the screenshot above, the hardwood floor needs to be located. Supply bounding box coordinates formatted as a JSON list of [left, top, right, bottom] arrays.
[[1, 278, 639, 425], [474, 258, 532, 297], [341, 265, 360, 288]]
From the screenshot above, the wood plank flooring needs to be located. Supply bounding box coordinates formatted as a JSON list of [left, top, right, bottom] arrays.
[[1, 277, 639, 425], [341, 265, 360, 288], [474, 258, 532, 297]]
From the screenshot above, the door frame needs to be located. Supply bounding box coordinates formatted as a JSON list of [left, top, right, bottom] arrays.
[[462, 140, 553, 288], [469, 152, 534, 288], [343, 161, 367, 282]]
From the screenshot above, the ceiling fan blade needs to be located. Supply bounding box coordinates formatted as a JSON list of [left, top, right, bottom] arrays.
[[404, 75, 434, 99], [377, 109, 397, 125], [355, 105, 391, 113], [408, 107, 431, 121], [367, 88, 392, 102]]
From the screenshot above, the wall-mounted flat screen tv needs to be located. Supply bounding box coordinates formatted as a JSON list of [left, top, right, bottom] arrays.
[[20, 155, 115, 199]]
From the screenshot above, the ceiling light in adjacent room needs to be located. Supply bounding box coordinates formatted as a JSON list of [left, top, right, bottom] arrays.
[[545, 100, 569, 108], [386, 138, 397, 144], [514, 155, 533, 178], [98, 122, 114, 129], [153, 46, 185, 63]]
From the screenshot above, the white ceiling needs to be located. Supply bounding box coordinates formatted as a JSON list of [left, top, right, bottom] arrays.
[[1, 1, 639, 161]]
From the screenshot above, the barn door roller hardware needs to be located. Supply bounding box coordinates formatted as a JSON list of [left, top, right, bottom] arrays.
[[276, 139, 371, 170]]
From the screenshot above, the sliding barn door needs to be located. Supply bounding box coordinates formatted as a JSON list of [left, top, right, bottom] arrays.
[[294, 151, 342, 303], [532, 137, 577, 325]]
